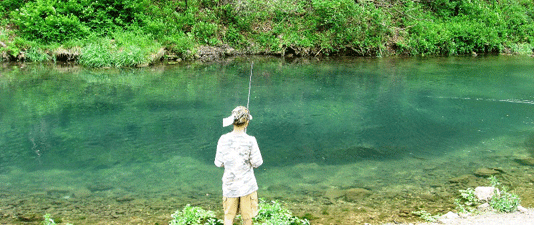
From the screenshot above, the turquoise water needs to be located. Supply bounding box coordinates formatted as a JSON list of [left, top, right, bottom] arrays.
[[1, 56, 534, 224]]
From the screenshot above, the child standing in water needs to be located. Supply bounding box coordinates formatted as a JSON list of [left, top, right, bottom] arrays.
[[215, 106, 263, 225]]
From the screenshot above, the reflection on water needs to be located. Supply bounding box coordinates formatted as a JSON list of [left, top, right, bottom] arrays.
[[1, 56, 534, 224]]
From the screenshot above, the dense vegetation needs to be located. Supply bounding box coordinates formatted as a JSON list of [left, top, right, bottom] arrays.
[[0, 0, 533, 67]]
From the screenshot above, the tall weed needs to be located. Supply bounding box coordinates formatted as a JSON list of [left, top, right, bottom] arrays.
[[79, 31, 161, 67]]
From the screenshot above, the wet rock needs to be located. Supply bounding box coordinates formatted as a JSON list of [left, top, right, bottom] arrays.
[[46, 188, 71, 196], [514, 157, 534, 166], [344, 188, 372, 202], [116, 196, 134, 202], [87, 183, 113, 192], [474, 186, 499, 202], [474, 168, 502, 177], [325, 188, 345, 200], [72, 187, 92, 198], [449, 174, 477, 184], [195, 45, 237, 62], [16, 213, 40, 222], [477, 202, 492, 212]]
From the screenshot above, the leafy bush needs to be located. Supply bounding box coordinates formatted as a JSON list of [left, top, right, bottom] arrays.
[[10, 0, 149, 43], [168, 199, 309, 225], [41, 213, 73, 225], [455, 176, 521, 214], [10, 0, 90, 43], [412, 210, 439, 222], [455, 187, 478, 213], [488, 176, 521, 213], [192, 21, 220, 46], [254, 199, 310, 225], [169, 205, 222, 225], [42, 214, 56, 225]]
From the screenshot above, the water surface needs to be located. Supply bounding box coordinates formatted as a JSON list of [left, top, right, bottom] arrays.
[[1, 56, 533, 224]]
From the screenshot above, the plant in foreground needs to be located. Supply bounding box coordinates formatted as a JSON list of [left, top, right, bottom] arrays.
[[42, 214, 56, 225], [412, 210, 439, 222], [455, 176, 521, 213], [42, 214, 73, 225], [169, 199, 309, 225], [254, 199, 310, 225], [169, 204, 222, 225]]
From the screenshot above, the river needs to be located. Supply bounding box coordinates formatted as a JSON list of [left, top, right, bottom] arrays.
[[0, 56, 533, 224]]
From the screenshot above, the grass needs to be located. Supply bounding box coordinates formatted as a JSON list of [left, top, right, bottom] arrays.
[[78, 31, 163, 68]]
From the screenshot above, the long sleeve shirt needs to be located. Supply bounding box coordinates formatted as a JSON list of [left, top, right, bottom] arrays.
[[215, 132, 263, 197]]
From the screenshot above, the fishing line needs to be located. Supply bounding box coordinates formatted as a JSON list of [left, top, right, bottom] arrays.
[[247, 61, 253, 109], [245, 62, 253, 133]]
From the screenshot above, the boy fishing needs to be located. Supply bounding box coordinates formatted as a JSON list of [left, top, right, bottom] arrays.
[[215, 106, 263, 225]]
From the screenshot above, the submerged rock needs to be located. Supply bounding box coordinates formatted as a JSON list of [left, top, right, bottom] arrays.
[[449, 174, 477, 184], [477, 202, 492, 212], [514, 157, 534, 166], [324, 187, 372, 202], [344, 188, 372, 202], [474, 168, 503, 177], [324, 188, 346, 200]]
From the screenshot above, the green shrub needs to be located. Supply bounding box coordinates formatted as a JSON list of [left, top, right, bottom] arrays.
[[223, 25, 245, 47], [42, 214, 56, 225], [169, 205, 222, 225], [10, 0, 90, 43], [488, 176, 521, 213], [254, 199, 310, 225], [412, 210, 439, 222], [192, 21, 220, 46], [41, 214, 72, 225], [455, 176, 521, 214], [161, 32, 196, 58]]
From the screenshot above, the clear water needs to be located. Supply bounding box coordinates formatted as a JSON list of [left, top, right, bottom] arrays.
[[1, 56, 534, 224]]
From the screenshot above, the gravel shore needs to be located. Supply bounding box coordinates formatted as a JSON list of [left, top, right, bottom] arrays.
[[384, 208, 534, 225]]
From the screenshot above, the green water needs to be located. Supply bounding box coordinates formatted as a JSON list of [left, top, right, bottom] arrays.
[[1, 56, 534, 224]]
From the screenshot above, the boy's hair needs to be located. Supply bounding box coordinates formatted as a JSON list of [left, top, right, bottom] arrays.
[[232, 106, 252, 126]]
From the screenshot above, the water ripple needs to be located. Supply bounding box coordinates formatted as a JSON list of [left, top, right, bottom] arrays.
[[428, 96, 534, 105]]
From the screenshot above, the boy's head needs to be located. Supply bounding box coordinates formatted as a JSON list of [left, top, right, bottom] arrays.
[[231, 106, 252, 127]]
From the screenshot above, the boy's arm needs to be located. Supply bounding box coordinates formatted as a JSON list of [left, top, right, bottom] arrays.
[[250, 137, 263, 168], [214, 137, 224, 167]]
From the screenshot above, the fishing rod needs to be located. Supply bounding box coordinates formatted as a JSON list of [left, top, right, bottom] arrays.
[[222, 61, 254, 129], [245, 61, 253, 133]]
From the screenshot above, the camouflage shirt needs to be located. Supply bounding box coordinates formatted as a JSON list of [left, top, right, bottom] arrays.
[[215, 132, 263, 197]]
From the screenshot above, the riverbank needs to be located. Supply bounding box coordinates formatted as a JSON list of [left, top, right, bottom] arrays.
[[1, 0, 533, 67], [411, 208, 534, 225]]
